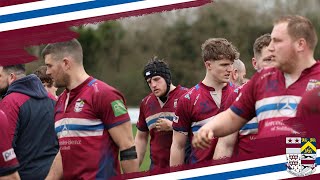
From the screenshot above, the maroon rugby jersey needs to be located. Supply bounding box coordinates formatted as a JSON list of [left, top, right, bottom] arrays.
[[173, 82, 235, 163], [137, 85, 188, 169], [55, 77, 130, 180], [231, 62, 320, 139]]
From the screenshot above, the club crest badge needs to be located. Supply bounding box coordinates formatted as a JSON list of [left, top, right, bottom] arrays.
[[306, 79, 320, 91], [174, 99, 178, 108], [74, 99, 85, 112], [286, 137, 317, 177]]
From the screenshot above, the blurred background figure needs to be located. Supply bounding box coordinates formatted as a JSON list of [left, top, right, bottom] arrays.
[[34, 65, 58, 99], [230, 59, 246, 87], [252, 33, 275, 70]]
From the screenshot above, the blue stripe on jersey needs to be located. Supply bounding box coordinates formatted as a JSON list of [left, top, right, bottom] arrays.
[[173, 127, 188, 133], [255, 103, 298, 116], [191, 126, 201, 132], [240, 123, 258, 130], [55, 124, 104, 133], [105, 119, 130, 130], [147, 116, 175, 127], [88, 78, 97, 86], [230, 105, 244, 116]]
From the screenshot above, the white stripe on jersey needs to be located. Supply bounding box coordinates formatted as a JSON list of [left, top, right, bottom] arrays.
[[55, 118, 104, 138], [191, 116, 215, 133], [55, 118, 102, 127], [255, 95, 301, 122], [57, 129, 104, 138], [239, 117, 258, 135], [145, 112, 176, 123]]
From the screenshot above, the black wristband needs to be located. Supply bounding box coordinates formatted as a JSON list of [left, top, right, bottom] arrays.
[[120, 146, 137, 161]]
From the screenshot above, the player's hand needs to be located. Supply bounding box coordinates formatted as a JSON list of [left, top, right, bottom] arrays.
[[155, 118, 173, 131], [192, 126, 214, 149]]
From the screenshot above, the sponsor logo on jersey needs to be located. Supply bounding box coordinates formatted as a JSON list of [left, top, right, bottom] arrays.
[[2, 148, 16, 162], [111, 100, 127, 117], [286, 137, 317, 177], [277, 97, 298, 116]]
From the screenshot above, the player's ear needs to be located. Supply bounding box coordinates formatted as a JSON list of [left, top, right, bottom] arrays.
[[295, 38, 307, 52]]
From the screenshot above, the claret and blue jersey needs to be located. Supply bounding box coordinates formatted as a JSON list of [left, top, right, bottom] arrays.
[[173, 82, 235, 164], [54, 76, 130, 180]]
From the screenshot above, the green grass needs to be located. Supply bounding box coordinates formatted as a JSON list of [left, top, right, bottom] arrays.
[[132, 125, 151, 172]]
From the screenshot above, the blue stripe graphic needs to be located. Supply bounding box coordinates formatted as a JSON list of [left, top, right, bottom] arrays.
[[256, 103, 297, 116], [0, 0, 144, 24], [88, 78, 97, 86], [147, 116, 175, 127], [240, 123, 258, 130], [55, 123, 104, 133], [181, 157, 320, 179]]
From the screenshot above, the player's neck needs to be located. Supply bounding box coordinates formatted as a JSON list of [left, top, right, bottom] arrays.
[[67, 68, 90, 90], [202, 76, 226, 91], [285, 55, 316, 80], [168, 84, 176, 93]]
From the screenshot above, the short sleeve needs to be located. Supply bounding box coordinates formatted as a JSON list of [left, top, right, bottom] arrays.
[[230, 73, 258, 121], [0, 110, 19, 176], [172, 96, 192, 135], [136, 101, 148, 132], [94, 85, 130, 130]]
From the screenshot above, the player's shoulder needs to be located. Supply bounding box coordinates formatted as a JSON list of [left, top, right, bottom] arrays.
[[176, 85, 189, 92], [252, 67, 281, 82], [141, 93, 155, 104], [0, 110, 7, 126], [91, 79, 121, 94], [179, 84, 200, 102]]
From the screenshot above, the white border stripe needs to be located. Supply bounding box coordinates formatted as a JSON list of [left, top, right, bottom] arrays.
[[0, 0, 94, 15], [0, 0, 200, 32], [131, 150, 320, 180]]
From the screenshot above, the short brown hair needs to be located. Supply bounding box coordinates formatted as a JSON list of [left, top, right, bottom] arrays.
[[33, 66, 53, 87], [41, 39, 83, 63], [2, 64, 26, 75], [253, 33, 271, 58], [201, 38, 238, 62], [274, 15, 318, 50]]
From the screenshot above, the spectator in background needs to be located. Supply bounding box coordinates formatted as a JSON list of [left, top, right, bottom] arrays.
[[34, 65, 58, 100], [230, 59, 246, 87], [0, 110, 20, 180], [0, 64, 59, 179]]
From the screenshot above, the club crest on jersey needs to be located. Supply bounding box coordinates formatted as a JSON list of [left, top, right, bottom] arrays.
[[174, 99, 178, 108], [306, 79, 320, 91], [286, 137, 317, 177], [74, 99, 85, 112]]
